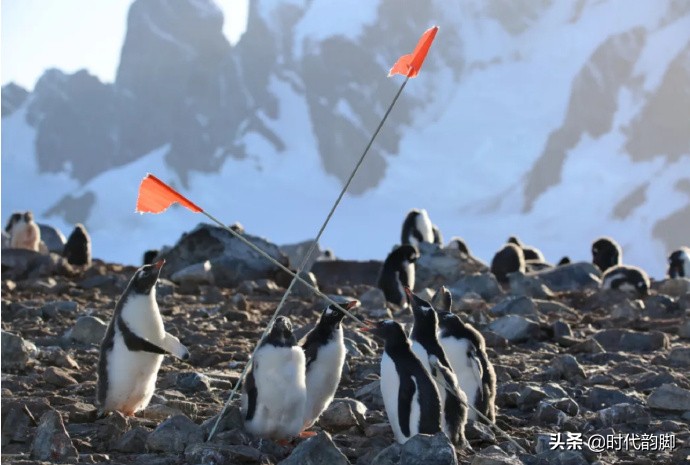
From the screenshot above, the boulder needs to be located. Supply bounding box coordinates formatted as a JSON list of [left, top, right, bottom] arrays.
[[450, 273, 502, 301], [647, 384, 690, 411], [30, 410, 78, 461], [318, 398, 366, 431], [278, 431, 349, 465], [490, 296, 538, 318], [311, 260, 382, 287], [66, 316, 108, 345], [38, 224, 67, 254], [146, 415, 204, 453], [487, 315, 540, 343], [416, 243, 489, 290], [280, 239, 321, 272], [532, 262, 602, 291], [170, 260, 214, 285], [1, 330, 38, 371], [592, 329, 669, 352]]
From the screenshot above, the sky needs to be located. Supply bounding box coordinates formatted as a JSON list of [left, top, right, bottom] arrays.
[[1, 0, 249, 90]]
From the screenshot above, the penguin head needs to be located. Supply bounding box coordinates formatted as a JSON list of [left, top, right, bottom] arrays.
[[507, 236, 522, 247], [592, 237, 621, 272], [320, 300, 359, 329], [363, 319, 408, 345], [131, 259, 164, 295], [265, 316, 297, 347], [5, 212, 21, 233], [437, 311, 462, 333], [635, 278, 649, 297], [406, 287, 439, 335], [430, 286, 452, 313], [395, 244, 419, 264], [668, 248, 689, 278], [23, 211, 34, 223], [557, 256, 571, 266]]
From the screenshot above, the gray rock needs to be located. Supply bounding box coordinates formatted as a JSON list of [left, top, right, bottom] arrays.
[[532, 262, 602, 291], [2, 403, 32, 446], [278, 431, 349, 465], [1, 330, 38, 371], [679, 319, 690, 339], [466, 420, 496, 442], [487, 315, 540, 343], [371, 443, 402, 465], [174, 372, 212, 392], [490, 296, 537, 318], [592, 329, 669, 352], [551, 321, 573, 339], [66, 316, 107, 345], [112, 426, 149, 453], [450, 273, 502, 301], [518, 385, 548, 410], [400, 432, 458, 465], [146, 415, 204, 453], [318, 398, 367, 431], [416, 245, 489, 290], [280, 239, 321, 272], [140, 404, 185, 421], [355, 380, 384, 409], [201, 406, 244, 437], [533, 450, 588, 465], [40, 300, 79, 319], [570, 338, 605, 354], [657, 277, 690, 297], [38, 224, 67, 253], [30, 410, 78, 461], [647, 383, 690, 411], [508, 272, 554, 298], [594, 403, 650, 427], [583, 386, 641, 411], [359, 287, 387, 309], [545, 354, 586, 381], [170, 260, 214, 285], [535, 401, 568, 425], [293, 271, 319, 299], [44, 367, 78, 387], [470, 445, 522, 465], [667, 347, 690, 367], [547, 397, 579, 416], [186, 443, 265, 464]]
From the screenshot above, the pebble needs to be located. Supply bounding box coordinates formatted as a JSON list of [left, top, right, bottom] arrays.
[[30, 410, 78, 461], [66, 316, 107, 345], [1, 330, 38, 371], [278, 431, 349, 465], [146, 415, 204, 453], [44, 367, 78, 387], [318, 398, 367, 431]]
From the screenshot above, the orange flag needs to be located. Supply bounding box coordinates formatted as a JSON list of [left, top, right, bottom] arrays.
[[388, 26, 439, 78], [135, 174, 203, 214]]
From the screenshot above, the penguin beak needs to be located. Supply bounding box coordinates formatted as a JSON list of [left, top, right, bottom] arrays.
[[346, 300, 360, 310], [154, 259, 165, 270], [359, 319, 376, 332], [404, 287, 413, 299]]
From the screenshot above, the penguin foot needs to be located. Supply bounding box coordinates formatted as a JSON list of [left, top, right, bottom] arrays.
[[298, 431, 318, 439]]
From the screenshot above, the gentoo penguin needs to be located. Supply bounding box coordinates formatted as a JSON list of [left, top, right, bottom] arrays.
[[601, 265, 650, 297], [363, 320, 441, 444], [97, 260, 189, 416], [378, 244, 419, 309], [668, 247, 690, 278], [300, 300, 359, 429], [434, 286, 497, 423], [557, 256, 571, 266], [242, 316, 307, 439], [63, 224, 92, 266], [4, 212, 21, 234], [507, 236, 545, 262], [592, 237, 621, 272], [401, 209, 435, 247], [406, 288, 467, 446], [490, 243, 525, 284], [8, 211, 41, 251], [445, 236, 470, 255], [432, 225, 443, 246], [143, 250, 159, 265]]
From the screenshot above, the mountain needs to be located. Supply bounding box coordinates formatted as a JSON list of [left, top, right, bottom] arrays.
[[2, 0, 689, 278]]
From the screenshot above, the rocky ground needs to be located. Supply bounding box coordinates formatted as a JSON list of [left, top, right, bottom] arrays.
[[2, 231, 690, 465]]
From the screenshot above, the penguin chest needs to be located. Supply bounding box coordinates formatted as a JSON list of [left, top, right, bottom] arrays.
[[120, 294, 165, 343], [304, 336, 345, 426], [440, 337, 482, 419], [380, 354, 421, 444]]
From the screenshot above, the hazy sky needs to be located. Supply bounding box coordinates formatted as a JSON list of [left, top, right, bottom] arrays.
[[1, 0, 249, 90]]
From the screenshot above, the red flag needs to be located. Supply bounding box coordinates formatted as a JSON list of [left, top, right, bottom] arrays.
[[388, 26, 439, 78], [136, 174, 203, 214]]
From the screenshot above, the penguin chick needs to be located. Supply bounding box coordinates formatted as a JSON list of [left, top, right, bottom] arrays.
[[592, 237, 622, 272], [601, 265, 650, 297], [363, 320, 441, 444], [668, 247, 690, 278], [490, 243, 525, 284], [97, 260, 189, 416], [63, 224, 92, 266], [401, 209, 435, 247], [378, 244, 419, 309], [242, 316, 307, 440], [143, 250, 159, 265], [301, 300, 359, 429], [9, 211, 41, 251]]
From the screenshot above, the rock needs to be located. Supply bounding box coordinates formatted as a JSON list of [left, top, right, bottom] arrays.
[[365, 422, 392, 438], [508, 272, 554, 298], [293, 271, 319, 299], [1, 249, 74, 279], [186, 443, 265, 464], [487, 315, 540, 343], [140, 404, 185, 421], [482, 331, 509, 348], [678, 319, 690, 339], [39, 300, 79, 319], [544, 354, 586, 381], [470, 445, 522, 465], [66, 316, 107, 345], [466, 420, 496, 442], [570, 338, 605, 354], [170, 260, 214, 285], [532, 262, 602, 292], [146, 415, 204, 453], [173, 372, 212, 392], [38, 224, 67, 253], [551, 321, 573, 340], [355, 380, 384, 409], [280, 239, 321, 272], [535, 401, 568, 425], [318, 398, 367, 431], [371, 442, 402, 465], [667, 347, 690, 367], [311, 260, 382, 287], [416, 244, 489, 290], [657, 278, 690, 297], [359, 287, 387, 309], [38, 346, 80, 369], [1, 330, 38, 371], [647, 383, 690, 411], [518, 385, 548, 410], [30, 410, 78, 461], [2, 403, 32, 446], [278, 431, 349, 465], [44, 367, 78, 387], [112, 426, 149, 453], [490, 296, 538, 318], [583, 386, 641, 411], [159, 224, 288, 287], [594, 403, 650, 427], [399, 432, 457, 465], [201, 406, 244, 437], [450, 273, 502, 301], [592, 329, 669, 352], [533, 449, 589, 465], [547, 397, 579, 416]]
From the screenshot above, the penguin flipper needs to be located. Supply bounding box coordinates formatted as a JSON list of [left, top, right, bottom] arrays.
[[162, 332, 190, 360], [398, 374, 416, 438]]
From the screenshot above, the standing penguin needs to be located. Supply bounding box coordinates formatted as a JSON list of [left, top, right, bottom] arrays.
[[363, 320, 441, 444], [490, 243, 525, 284], [378, 244, 419, 309], [668, 247, 690, 278], [97, 260, 189, 416], [8, 211, 41, 251], [507, 236, 544, 262], [63, 224, 92, 266], [406, 288, 468, 446], [434, 287, 497, 423], [592, 237, 622, 272], [401, 209, 435, 247], [601, 265, 650, 297], [300, 300, 359, 429], [242, 316, 307, 439]]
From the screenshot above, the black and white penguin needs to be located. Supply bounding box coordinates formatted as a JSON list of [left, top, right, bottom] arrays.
[[143, 250, 159, 265], [242, 316, 307, 439], [97, 260, 189, 416], [378, 244, 419, 308], [592, 237, 621, 272], [432, 225, 443, 246], [507, 236, 544, 262], [601, 265, 650, 297], [8, 211, 41, 251], [363, 320, 441, 444], [668, 247, 690, 278], [300, 300, 359, 429], [557, 256, 571, 266], [434, 287, 497, 423], [406, 288, 467, 446], [490, 243, 525, 284], [445, 236, 470, 255], [401, 209, 435, 247], [63, 224, 92, 266]]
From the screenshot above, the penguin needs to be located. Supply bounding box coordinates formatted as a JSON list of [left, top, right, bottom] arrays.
[[4, 212, 21, 234], [63, 224, 92, 266], [378, 244, 419, 309], [592, 237, 621, 272], [300, 300, 359, 429], [242, 316, 307, 439], [401, 209, 435, 247], [363, 320, 441, 444], [490, 243, 525, 284], [668, 247, 690, 278], [434, 286, 497, 423], [507, 236, 544, 262], [8, 211, 41, 251], [406, 288, 467, 446], [432, 225, 443, 246], [601, 265, 650, 297], [143, 250, 159, 265], [445, 237, 470, 255], [97, 260, 189, 416], [557, 256, 571, 266]]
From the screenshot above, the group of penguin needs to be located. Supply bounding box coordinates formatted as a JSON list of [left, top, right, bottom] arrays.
[[4, 210, 92, 266]]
